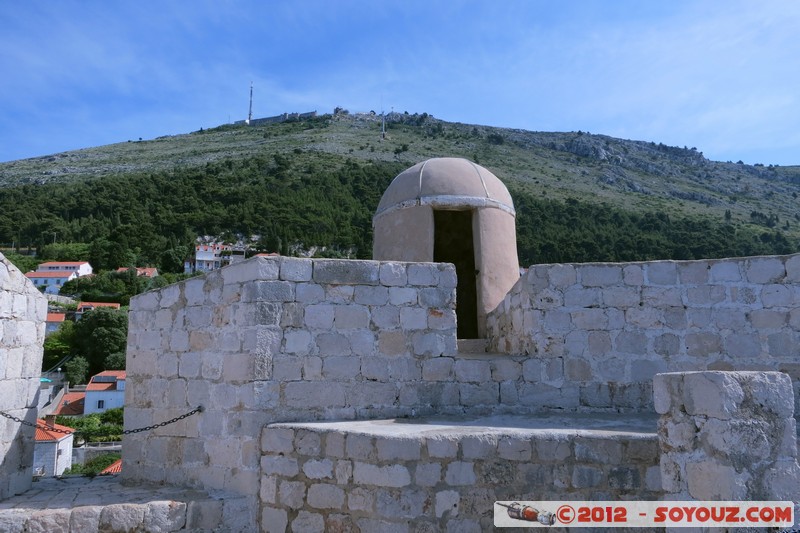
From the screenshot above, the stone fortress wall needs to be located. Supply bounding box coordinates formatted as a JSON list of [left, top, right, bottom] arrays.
[[0, 253, 47, 500], [487, 254, 800, 420], [123, 257, 462, 526], [122, 254, 800, 531]]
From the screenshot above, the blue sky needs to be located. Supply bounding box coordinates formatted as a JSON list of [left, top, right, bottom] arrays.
[[2, 0, 799, 165]]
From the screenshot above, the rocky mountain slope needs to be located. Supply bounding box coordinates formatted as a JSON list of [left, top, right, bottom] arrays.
[[2, 111, 799, 243]]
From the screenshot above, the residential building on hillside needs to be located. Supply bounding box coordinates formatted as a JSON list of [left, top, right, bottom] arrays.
[[36, 261, 93, 277], [115, 266, 159, 278], [33, 417, 74, 477], [52, 391, 85, 417], [75, 301, 121, 320], [184, 243, 246, 273], [24, 271, 77, 294], [45, 312, 65, 335], [84, 370, 125, 414]]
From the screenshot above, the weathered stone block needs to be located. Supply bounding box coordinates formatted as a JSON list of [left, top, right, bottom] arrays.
[[346, 434, 374, 460], [284, 382, 345, 408], [243, 281, 294, 302], [295, 283, 324, 303], [685, 332, 722, 357], [579, 265, 622, 287], [677, 260, 709, 284], [304, 304, 335, 329], [497, 437, 532, 461], [355, 285, 389, 305], [686, 460, 747, 499], [746, 257, 786, 284], [376, 488, 429, 519], [280, 257, 313, 282], [435, 490, 460, 518], [353, 463, 411, 487], [574, 437, 622, 464], [415, 462, 442, 487], [307, 483, 346, 510], [388, 287, 417, 306], [261, 506, 288, 533], [400, 307, 428, 330], [303, 458, 334, 479], [322, 356, 360, 380], [376, 437, 421, 461], [445, 462, 476, 486], [407, 263, 438, 286], [709, 261, 741, 282], [334, 305, 370, 329], [292, 511, 325, 531], [426, 438, 458, 459], [572, 465, 604, 488], [547, 263, 577, 287], [454, 359, 491, 383], [348, 487, 375, 512], [313, 259, 379, 285]]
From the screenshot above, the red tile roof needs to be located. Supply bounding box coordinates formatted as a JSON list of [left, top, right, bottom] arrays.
[[46, 313, 66, 322], [25, 271, 76, 279], [38, 261, 89, 267], [77, 301, 121, 311], [53, 392, 85, 416], [35, 419, 75, 442], [86, 370, 126, 392], [100, 459, 122, 474]]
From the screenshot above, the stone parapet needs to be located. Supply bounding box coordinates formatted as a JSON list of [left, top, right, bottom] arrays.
[[0, 253, 47, 501], [259, 415, 661, 532], [655, 371, 800, 524], [123, 257, 457, 496], [487, 254, 800, 414]]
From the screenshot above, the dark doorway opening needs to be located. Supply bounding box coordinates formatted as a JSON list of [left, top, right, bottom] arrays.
[[434, 209, 478, 338]]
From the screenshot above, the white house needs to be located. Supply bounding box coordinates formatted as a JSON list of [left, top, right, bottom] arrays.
[[83, 370, 126, 415], [24, 271, 78, 294], [184, 244, 246, 273], [36, 261, 93, 277], [33, 417, 74, 477], [74, 301, 121, 320]]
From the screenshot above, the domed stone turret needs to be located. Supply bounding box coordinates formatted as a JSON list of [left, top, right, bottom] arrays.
[[373, 157, 519, 338]]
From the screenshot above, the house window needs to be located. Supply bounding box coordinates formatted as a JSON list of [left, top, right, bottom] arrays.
[[97, 400, 105, 409]]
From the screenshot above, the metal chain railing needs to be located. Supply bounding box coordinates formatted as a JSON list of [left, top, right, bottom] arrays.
[[0, 406, 204, 439]]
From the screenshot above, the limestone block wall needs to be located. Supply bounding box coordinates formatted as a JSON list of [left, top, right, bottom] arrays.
[[0, 253, 47, 500], [655, 371, 799, 525], [259, 421, 661, 532], [487, 254, 800, 414], [123, 257, 459, 498]]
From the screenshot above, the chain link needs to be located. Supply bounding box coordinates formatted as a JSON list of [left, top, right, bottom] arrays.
[[0, 406, 204, 439]]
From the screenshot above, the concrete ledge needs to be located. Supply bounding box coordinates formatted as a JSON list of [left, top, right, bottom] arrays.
[[260, 414, 661, 532], [0, 476, 253, 533]]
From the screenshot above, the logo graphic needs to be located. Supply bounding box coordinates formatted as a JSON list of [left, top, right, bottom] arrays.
[[496, 502, 556, 525]]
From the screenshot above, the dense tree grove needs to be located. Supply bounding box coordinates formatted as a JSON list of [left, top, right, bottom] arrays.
[[44, 307, 129, 379], [0, 156, 403, 268], [0, 153, 796, 274], [512, 194, 795, 265]]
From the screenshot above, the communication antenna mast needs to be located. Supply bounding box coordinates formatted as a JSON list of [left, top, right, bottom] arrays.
[[247, 82, 253, 125], [381, 102, 386, 140]]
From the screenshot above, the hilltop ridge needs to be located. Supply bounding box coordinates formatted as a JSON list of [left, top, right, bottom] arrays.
[[0, 111, 798, 268]]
